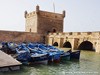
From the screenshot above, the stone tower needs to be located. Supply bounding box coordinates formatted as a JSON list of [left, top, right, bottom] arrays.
[[25, 5, 65, 34]]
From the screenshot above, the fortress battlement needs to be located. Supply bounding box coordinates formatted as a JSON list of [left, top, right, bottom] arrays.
[[25, 11, 36, 18], [25, 6, 65, 20], [48, 32, 100, 37], [25, 10, 64, 20], [38, 11, 65, 20]]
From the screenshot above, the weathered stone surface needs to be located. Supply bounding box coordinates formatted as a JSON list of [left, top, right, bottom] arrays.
[[25, 5, 65, 34], [0, 30, 44, 43], [0, 50, 21, 67], [47, 32, 100, 53]]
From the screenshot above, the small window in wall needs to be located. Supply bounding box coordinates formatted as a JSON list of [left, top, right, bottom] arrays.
[[30, 28, 31, 32], [53, 29, 56, 33]]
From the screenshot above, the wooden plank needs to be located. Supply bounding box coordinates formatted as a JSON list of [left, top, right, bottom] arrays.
[[0, 50, 21, 68]]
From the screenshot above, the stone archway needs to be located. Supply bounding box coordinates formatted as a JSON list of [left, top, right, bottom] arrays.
[[63, 41, 72, 48], [53, 42, 58, 46], [78, 41, 94, 51]]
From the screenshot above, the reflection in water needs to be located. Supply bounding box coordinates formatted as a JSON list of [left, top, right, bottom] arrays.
[[0, 48, 100, 75]]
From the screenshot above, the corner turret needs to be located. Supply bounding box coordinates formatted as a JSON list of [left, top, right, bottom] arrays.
[[24, 11, 28, 18], [62, 10, 66, 18], [36, 5, 39, 14]]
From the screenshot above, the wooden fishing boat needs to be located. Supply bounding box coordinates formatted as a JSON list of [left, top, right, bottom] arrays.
[[70, 50, 81, 60], [60, 50, 71, 61], [47, 49, 61, 63], [30, 53, 48, 64]]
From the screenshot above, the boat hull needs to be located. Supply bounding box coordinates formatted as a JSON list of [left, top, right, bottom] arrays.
[[70, 50, 80, 60], [32, 60, 48, 65], [31, 54, 48, 64], [60, 54, 70, 61], [60, 50, 71, 61], [48, 53, 60, 63]]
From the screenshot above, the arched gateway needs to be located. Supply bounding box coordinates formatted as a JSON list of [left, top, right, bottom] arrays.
[[63, 42, 72, 48], [78, 41, 94, 51], [53, 42, 58, 46]]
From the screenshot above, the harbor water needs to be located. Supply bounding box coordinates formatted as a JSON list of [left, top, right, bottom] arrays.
[[0, 48, 100, 75]]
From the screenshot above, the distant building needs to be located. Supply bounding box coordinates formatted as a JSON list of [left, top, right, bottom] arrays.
[[25, 5, 65, 34]]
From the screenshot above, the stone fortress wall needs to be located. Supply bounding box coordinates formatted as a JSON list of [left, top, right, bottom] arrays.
[[0, 30, 44, 43], [47, 32, 100, 53]]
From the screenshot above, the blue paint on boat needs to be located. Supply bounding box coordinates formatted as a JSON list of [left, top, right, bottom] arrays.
[[70, 50, 81, 60], [0, 42, 81, 65]]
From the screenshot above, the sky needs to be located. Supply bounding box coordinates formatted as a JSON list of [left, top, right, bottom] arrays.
[[0, 0, 100, 32]]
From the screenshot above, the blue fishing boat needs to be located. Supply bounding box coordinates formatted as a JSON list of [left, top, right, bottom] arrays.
[[27, 43, 61, 63], [1, 42, 81, 65], [1, 42, 16, 54], [15, 44, 32, 65], [26, 43, 49, 64], [30, 53, 48, 64], [16, 52, 31, 65], [48, 52, 60, 63], [60, 50, 71, 61], [47, 49, 62, 63], [70, 50, 81, 60]]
